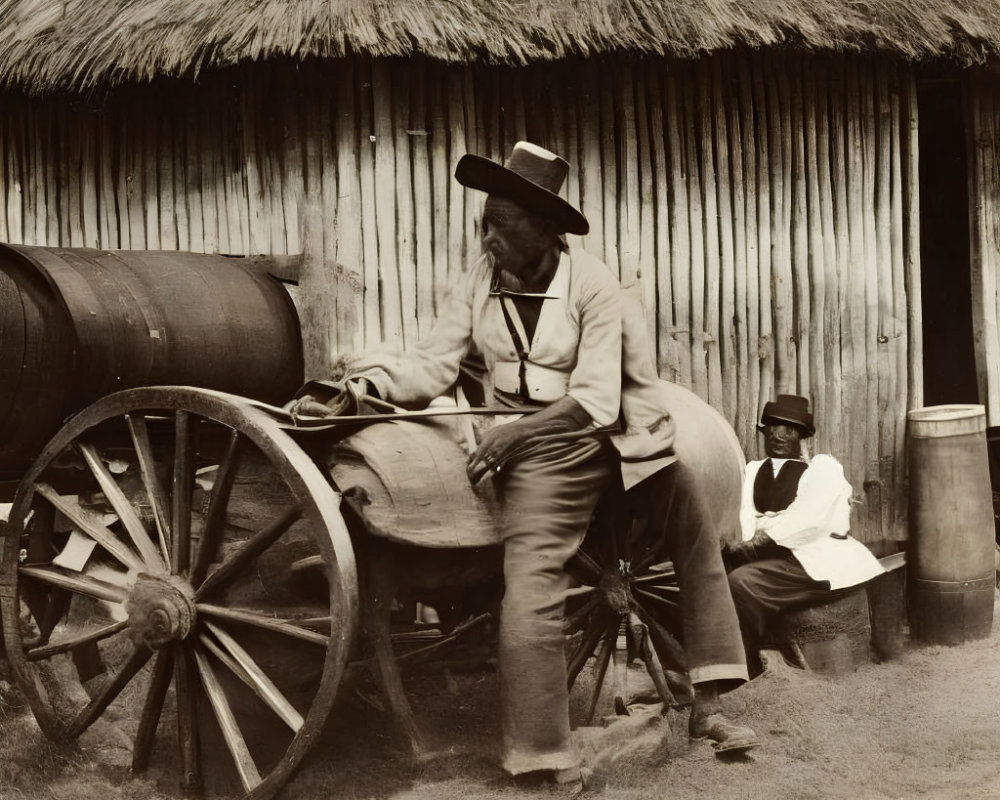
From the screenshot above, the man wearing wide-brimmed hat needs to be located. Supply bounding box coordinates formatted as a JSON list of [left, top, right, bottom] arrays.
[[725, 394, 885, 657], [329, 142, 758, 785]]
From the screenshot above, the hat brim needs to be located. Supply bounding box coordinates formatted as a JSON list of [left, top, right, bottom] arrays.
[[455, 154, 589, 235], [759, 413, 815, 438]]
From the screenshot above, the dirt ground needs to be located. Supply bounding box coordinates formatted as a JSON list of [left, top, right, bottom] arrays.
[[1, 592, 999, 800]]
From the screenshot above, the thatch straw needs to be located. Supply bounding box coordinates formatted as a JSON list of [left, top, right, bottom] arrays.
[[3, 0, 1000, 94]]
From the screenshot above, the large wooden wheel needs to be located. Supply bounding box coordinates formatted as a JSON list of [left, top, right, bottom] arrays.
[[0, 387, 358, 800]]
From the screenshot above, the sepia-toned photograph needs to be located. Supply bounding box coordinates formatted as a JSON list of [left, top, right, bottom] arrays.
[[1, 2, 999, 799]]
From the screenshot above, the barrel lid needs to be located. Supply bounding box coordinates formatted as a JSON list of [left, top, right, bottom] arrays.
[[908, 404, 986, 437]]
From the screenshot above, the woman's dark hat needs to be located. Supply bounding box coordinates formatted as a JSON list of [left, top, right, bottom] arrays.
[[455, 142, 589, 235], [758, 394, 815, 437]]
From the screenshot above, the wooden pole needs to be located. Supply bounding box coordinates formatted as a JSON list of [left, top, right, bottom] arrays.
[[903, 69, 923, 411], [815, 57, 843, 453], [410, 58, 436, 339], [648, 61, 676, 381], [618, 59, 641, 289], [712, 55, 737, 425], [429, 61, 450, 315], [698, 58, 723, 410], [392, 60, 418, 348], [875, 63, 896, 535], [684, 68, 707, 399], [357, 56, 383, 346], [738, 51, 761, 448], [790, 56, 812, 401], [770, 54, 794, 396], [752, 55, 774, 412], [600, 62, 619, 276], [666, 69, 692, 389], [578, 59, 605, 266]]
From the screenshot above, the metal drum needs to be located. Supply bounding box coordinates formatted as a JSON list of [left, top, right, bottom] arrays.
[[0, 245, 303, 484]]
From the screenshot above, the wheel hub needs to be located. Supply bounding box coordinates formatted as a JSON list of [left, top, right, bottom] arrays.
[[126, 574, 196, 649]]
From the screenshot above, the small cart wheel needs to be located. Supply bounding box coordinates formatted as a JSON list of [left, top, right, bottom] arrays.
[[564, 491, 687, 724], [0, 387, 358, 800]]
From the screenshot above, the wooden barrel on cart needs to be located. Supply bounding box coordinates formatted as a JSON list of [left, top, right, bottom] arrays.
[[908, 404, 996, 644], [0, 244, 303, 486]]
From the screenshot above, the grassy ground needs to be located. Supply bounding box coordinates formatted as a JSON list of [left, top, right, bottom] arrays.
[[2, 593, 999, 800]]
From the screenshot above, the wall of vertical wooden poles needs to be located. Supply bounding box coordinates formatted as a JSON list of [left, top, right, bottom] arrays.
[[968, 73, 1000, 428], [0, 50, 920, 546]]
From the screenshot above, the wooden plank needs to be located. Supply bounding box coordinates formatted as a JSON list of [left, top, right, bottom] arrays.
[[185, 95, 205, 253], [142, 101, 160, 249], [358, 56, 382, 347], [0, 111, 9, 243]]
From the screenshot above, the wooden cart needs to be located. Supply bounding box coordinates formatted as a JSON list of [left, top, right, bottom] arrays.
[[0, 246, 744, 800]]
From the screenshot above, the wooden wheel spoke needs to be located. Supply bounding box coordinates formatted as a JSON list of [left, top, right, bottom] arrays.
[[634, 587, 682, 614], [197, 604, 329, 647], [67, 645, 152, 738], [26, 619, 128, 661], [77, 442, 167, 573], [633, 564, 677, 585], [175, 647, 202, 796], [202, 620, 304, 732], [193, 646, 263, 793], [564, 591, 600, 634], [34, 484, 146, 573], [190, 429, 243, 588], [126, 413, 173, 571], [634, 604, 686, 674], [566, 548, 603, 585], [19, 565, 127, 604], [566, 609, 614, 688], [194, 504, 302, 600], [132, 648, 175, 775], [585, 624, 619, 725], [171, 410, 196, 573]]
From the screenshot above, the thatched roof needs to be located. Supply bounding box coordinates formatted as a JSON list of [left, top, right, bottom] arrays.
[[2, 0, 999, 93]]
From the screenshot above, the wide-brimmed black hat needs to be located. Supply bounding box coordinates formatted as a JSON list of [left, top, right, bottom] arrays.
[[758, 394, 815, 437], [455, 141, 589, 235]]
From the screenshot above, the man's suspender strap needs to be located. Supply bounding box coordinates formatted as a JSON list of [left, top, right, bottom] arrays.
[[499, 296, 532, 400]]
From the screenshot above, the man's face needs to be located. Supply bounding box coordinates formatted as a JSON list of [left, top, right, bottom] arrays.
[[762, 422, 803, 459], [481, 196, 555, 279]]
